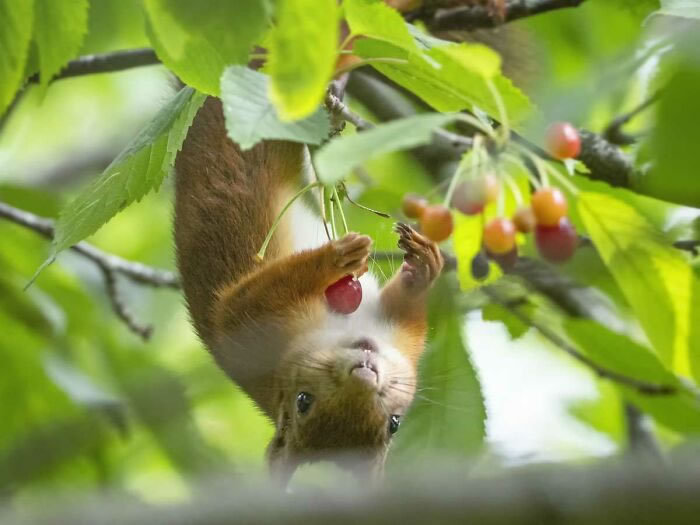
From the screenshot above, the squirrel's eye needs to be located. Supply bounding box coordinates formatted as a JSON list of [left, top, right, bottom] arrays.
[[388, 415, 401, 435], [296, 392, 314, 414]]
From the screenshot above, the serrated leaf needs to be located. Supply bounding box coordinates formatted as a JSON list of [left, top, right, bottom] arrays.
[[391, 278, 486, 456], [50, 87, 206, 255], [221, 65, 330, 150], [144, 0, 267, 95], [578, 192, 700, 380], [0, 0, 33, 115], [33, 0, 89, 87], [345, 0, 417, 51], [268, 0, 338, 120], [315, 113, 456, 184], [355, 39, 534, 127]]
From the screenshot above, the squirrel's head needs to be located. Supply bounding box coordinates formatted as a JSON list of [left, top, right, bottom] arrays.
[[267, 331, 418, 484]]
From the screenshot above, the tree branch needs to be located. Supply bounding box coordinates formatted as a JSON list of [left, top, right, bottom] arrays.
[[28, 48, 160, 84], [420, 0, 588, 32], [0, 201, 179, 340], [482, 286, 677, 396]]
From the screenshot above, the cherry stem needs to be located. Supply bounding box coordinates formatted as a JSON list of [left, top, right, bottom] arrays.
[[343, 188, 390, 218], [257, 181, 322, 260], [503, 172, 524, 207], [502, 153, 542, 191], [486, 78, 509, 144], [455, 113, 496, 138], [334, 186, 350, 234], [329, 189, 338, 239]]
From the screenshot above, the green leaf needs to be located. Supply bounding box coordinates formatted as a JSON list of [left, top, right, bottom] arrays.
[[268, 0, 338, 120], [51, 87, 206, 255], [33, 0, 89, 87], [355, 38, 534, 127], [637, 62, 700, 207], [345, 0, 417, 51], [315, 113, 456, 184], [482, 303, 529, 340], [564, 319, 678, 386], [221, 66, 330, 150], [391, 277, 486, 456], [578, 192, 700, 380], [144, 0, 268, 95], [0, 0, 33, 115], [657, 0, 700, 19]]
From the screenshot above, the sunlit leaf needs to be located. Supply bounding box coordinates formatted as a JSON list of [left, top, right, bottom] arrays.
[[345, 0, 417, 51], [268, 0, 338, 120], [657, 0, 700, 19], [144, 0, 268, 95], [0, 0, 33, 115], [33, 0, 89, 87], [578, 192, 700, 380], [221, 66, 330, 150]]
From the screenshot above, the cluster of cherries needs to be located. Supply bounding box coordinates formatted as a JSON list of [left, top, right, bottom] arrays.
[[401, 122, 581, 275], [325, 122, 581, 310]]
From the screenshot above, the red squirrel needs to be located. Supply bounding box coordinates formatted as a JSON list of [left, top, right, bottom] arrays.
[[174, 97, 443, 485]]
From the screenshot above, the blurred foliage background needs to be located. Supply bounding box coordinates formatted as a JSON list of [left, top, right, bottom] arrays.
[[1, 0, 700, 516]]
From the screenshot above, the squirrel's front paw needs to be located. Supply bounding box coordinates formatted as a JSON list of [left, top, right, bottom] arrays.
[[395, 223, 443, 290], [331, 233, 372, 276]]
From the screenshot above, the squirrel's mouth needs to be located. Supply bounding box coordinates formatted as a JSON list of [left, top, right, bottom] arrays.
[[350, 361, 379, 385]]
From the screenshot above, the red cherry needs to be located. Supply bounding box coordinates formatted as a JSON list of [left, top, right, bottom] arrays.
[[535, 217, 578, 264], [402, 193, 428, 219], [483, 217, 516, 255], [545, 122, 581, 159], [531, 187, 568, 227], [325, 275, 362, 314], [420, 204, 453, 243]]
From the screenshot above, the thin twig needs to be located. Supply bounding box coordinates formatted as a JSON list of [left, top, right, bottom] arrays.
[[0, 201, 179, 340], [482, 287, 677, 396]]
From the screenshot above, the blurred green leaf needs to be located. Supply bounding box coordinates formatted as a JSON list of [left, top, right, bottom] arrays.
[[49, 87, 205, 257], [221, 66, 330, 150], [33, 0, 89, 87], [268, 0, 338, 120], [392, 278, 486, 456], [315, 113, 455, 184], [482, 303, 529, 340], [578, 192, 700, 380], [345, 0, 417, 51], [0, 0, 33, 115], [568, 381, 626, 445], [355, 39, 533, 127], [80, 0, 148, 54], [144, 0, 267, 95], [638, 62, 700, 207]]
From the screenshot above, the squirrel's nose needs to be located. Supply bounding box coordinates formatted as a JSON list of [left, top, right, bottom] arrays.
[[350, 337, 377, 352]]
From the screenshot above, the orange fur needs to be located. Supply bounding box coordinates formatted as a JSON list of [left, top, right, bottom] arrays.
[[174, 96, 443, 484]]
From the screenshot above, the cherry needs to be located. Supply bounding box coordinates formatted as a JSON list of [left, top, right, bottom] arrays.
[[531, 187, 567, 227], [487, 247, 518, 272], [545, 122, 581, 159], [401, 193, 428, 219], [325, 275, 362, 314], [513, 207, 536, 234], [420, 204, 453, 243], [535, 217, 578, 264], [451, 174, 499, 216], [471, 251, 490, 281], [483, 217, 516, 255]]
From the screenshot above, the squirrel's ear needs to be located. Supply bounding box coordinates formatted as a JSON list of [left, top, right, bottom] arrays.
[[266, 406, 296, 489]]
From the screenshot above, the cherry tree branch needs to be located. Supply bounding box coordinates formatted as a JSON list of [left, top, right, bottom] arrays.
[[0, 201, 179, 340], [413, 0, 589, 31]]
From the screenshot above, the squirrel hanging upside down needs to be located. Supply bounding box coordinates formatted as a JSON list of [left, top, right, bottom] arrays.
[[174, 96, 443, 484]]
